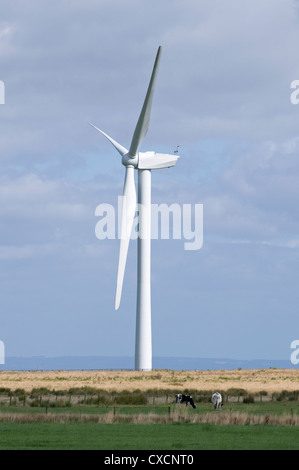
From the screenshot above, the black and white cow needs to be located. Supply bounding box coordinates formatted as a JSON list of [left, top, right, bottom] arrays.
[[211, 392, 222, 410], [175, 394, 196, 409]]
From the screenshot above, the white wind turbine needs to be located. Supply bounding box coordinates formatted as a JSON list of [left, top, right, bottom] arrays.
[[90, 46, 179, 370]]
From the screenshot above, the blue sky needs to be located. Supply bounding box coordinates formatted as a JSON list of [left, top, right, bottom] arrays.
[[1, 0, 299, 364]]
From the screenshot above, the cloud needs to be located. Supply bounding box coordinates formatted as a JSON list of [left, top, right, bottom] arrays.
[[0, 0, 299, 360], [0, 243, 55, 260], [0, 0, 297, 168]]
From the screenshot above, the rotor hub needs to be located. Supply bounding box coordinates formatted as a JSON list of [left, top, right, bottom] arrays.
[[122, 152, 138, 168]]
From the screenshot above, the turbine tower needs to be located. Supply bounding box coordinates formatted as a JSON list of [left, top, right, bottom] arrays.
[[90, 46, 179, 370]]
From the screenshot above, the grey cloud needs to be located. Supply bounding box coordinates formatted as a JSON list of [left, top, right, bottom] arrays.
[[0, 0, 299, 360]]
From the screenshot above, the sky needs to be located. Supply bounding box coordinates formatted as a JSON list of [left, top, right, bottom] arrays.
[[1, 0, 299, 365]]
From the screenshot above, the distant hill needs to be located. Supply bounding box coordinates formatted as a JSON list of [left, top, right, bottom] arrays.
[[0, 355, 296, 371]]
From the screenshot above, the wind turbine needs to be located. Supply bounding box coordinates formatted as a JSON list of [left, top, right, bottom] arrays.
[[90, 46, 179, 371]]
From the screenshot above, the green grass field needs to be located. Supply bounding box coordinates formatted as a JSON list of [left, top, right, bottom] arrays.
[[0, 401, 299, 450], [1, 399, 299, 416], [0, 421, 299, 450]]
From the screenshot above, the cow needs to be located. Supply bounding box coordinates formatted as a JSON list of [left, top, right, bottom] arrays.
[[211, 392, 222, 410], [175, 394, 196, 409]]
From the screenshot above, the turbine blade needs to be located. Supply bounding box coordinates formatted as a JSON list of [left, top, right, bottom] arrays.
[[115, 166, 136, 310], [89, 122, 128, 156], [129, 46, 162, 157]]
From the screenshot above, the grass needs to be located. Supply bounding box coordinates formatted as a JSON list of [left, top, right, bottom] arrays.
[[0, 421, 299, 450], [1, 368, 299, 393], [1, 368, 299, 450], [1, 399, 299, 417], [0, 401, 299, 450]]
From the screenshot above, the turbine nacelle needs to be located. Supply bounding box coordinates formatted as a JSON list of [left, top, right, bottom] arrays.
[[138, 151, 179, 170], [122, 151, 179, 170]]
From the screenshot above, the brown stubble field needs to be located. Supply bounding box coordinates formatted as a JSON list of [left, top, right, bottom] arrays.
[[0, 368, 299, 393]]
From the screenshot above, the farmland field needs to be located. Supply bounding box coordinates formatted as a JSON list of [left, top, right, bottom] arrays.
[[1, 367, 299, 393], [0, 368, 299, 450], [0, 421, 299, 450]]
